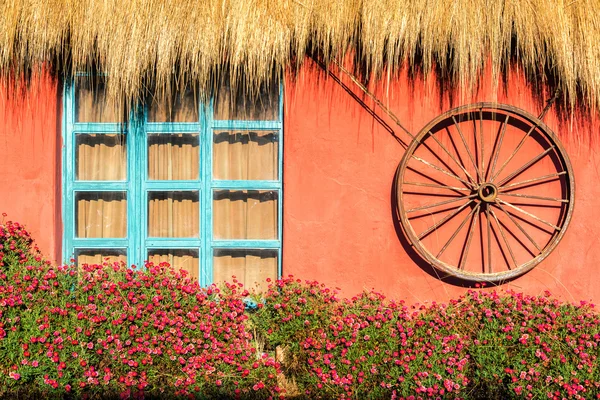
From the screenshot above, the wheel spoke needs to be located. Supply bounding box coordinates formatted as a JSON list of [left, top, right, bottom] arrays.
[[404, 182, 471, 192], [405, 191, 467, 198], [499, 192, 568, 203], [418, 200, 475, 239], [499, 172, 566, 192], [459, 204, 481, 270], [490, 121, 541, 183], [487, 114, 509, 181], [494, 146, 555, 187], [499, 206, 554, 235], [489, 208, 518, 270], [406, 194, 477, 213], [496, 199, 560, 231], [446, 127, 472, 182], [425, 131, 477, 186], [494, 202, 542, 252], [479, 108, 485, 179], [437, 204, 479, 258], [406, 166, 467, 197], [411, 155, 474, 188], [421, 140, 472, 187], [452, 115, 483, 183], [488, 214, 510, 270], [485, 204, 492, 273]]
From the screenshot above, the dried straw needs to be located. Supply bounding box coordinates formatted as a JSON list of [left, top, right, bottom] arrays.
[[0, 0, 599, 110]]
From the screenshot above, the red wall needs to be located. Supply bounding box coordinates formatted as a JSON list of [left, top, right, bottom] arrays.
[[0, 73, 62, 262], [283, 61, 600, 304], [1, 65, 598, 304]]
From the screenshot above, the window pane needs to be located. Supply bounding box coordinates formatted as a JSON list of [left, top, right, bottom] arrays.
[[75, 249, 127, 268], [148, 191, 199, 238], [76, 134, 126, 180], [213, 130, 278, 180], [75, 76, 124, 123], [213, 249, 277, 292], [148, 134, 199, 180], [148, 249, 199, 281], [147, 86, 199, 122], [213, 190, 277, 239], [76, 192, 127, 238], [213, 81, 279, 121]]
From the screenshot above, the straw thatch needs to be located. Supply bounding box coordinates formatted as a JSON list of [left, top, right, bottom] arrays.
[[1, 0, 599, 109]]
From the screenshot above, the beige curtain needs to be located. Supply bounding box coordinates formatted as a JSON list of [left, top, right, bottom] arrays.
[[75, 77, 124, 123], [213, 131, 278, 180], [148, 134, 199, 180], [148, 250, 199, 281], [147, 89, 198, 122], [77, 251, 127, 268], [213, 191, 277, 239], [77, 192, 127, 238], [213, 82, 279, 120], [213, 250, 277, 292], [77, 134, 126, 180], [148, 192, 199, 237]]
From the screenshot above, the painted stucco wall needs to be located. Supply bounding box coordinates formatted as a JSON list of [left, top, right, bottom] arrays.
[[282, 61, 600, 303], [0, 65, 598, 304], [0, 73, 62, 262]]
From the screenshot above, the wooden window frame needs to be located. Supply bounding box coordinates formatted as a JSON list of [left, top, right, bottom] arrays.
[[62, 76, 283, 285]]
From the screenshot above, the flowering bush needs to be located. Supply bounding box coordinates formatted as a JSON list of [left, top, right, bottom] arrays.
[[0, 217, 281, 399], [448, 289, 600, 399], [250, 278, 470, 399], [0, 216, 599, 399], [251, 279, 600, 399]]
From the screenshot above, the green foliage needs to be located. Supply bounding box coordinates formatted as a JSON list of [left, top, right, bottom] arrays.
[[1, 217, 599, 399], [250, 279, 600, 399], [0, 218, 280, 399]]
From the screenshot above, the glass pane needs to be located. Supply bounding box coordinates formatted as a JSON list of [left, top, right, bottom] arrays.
[[76, 134, 126, 180], [148, 191, 199, 238], [76, 192, 127, 238], [214, 81, 279, 121], [213, 249, 277, 292], [148, 134, 199, 180], [213, 130, 278, 180], [75, 76, 124, 123], [148, 249, 199, 281], [147, 86, 199, 122], [213, 190, 277, 239], [75, 249, 127, 268]]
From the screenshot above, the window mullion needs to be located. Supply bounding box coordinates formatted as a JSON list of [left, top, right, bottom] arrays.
[[211, 180, 281, 190], [128, 108, 141, 268], [278, 84, 284, 279], [211, 240, 280, 248], [201, 101, 211, 286], [62, 82, 74, 264]]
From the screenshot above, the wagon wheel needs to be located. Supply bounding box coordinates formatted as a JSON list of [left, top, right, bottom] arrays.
[[395, 103, 575, 283]]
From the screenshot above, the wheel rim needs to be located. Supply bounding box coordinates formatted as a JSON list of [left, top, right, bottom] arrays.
[[396, 103, 575, 283]]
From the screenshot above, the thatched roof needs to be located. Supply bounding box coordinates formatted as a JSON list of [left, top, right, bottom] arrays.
[[1, 0, 599, 110]]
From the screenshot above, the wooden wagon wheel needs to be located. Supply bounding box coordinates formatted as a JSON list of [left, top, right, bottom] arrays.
[[395, 103, 575, 283]]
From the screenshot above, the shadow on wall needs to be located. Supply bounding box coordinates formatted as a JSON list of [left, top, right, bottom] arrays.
[[299, 55, 578, 290]]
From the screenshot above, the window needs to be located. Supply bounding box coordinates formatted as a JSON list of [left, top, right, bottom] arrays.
[[63, 76, 283, 290]]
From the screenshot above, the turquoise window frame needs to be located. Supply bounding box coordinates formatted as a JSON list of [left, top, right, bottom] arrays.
[[62, 79, 284, 285]]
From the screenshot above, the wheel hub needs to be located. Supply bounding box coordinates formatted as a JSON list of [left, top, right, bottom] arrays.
[[477, 182, 498, 203]]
